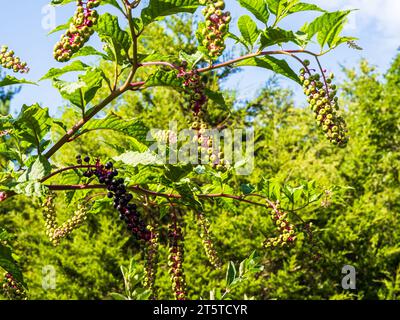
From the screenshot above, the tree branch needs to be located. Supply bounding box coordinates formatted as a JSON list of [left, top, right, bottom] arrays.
[[43, 183, 270, 208], [39, 165, 96, 183]]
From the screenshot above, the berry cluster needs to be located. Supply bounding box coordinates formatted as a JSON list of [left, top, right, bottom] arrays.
[[299, 62, 349, 147], [1, 272, 26, 300], [168, 219, 186, 300], [53, 0, 100, 62], [199, 0, 230, 59], [194, 118, 228, 171], [143, 225, 159, 299], [263, 204, 296, 249], [80, 156, 151, 241], [197, 212, 221, 269], [0, 45, 29, 73], [177, 66, 228, 171], [178, 67, 207, 115], [42, 192, 88, 246]]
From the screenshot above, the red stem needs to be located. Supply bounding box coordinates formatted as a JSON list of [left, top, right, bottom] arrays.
[[39, 165, 96, 183]]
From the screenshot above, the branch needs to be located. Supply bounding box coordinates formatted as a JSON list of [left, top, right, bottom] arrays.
[[43, 183, 270, 208], [39, 165, 96, 183], [44, 2, 141, 160], [314, 56, 331, 98], [196, 49, 318, 73], [139, 61, 179, 70], [43, 88, 126, 159]]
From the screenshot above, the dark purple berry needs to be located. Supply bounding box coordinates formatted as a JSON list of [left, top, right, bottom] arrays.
[[105, 162, 113, 169]]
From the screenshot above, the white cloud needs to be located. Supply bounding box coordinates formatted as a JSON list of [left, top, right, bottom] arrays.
[[310, 0, 400, 38]]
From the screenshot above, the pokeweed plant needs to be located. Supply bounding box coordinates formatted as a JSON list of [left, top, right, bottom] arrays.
[[0, 0, 359, 300]]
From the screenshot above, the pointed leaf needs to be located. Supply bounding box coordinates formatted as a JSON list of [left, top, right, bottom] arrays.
[[0, 76, 37, 88], [96, 13, 131, 63], [238, 15, 260, 47], [226, 261, 237, 286], [238, 0, 270, 24], [144, 70, 182, 89], [237, 56, 300, 84], [14, 104, 51, 149], [40, 60, 89, 81], [141, 0, 200, 26]]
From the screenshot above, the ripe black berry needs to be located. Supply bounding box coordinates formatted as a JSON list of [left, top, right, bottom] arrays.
[[82, 158, 150, 241], [105, 161, 113, 169]]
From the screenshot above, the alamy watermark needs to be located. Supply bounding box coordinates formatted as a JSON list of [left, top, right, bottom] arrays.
[[341, 265, 356, 290], [41, 4, 57, 31], [42, 265, 56, 290], [143, 122, 255, 175]]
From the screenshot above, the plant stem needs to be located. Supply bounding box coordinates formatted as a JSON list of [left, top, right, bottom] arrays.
[[39, 165, 96, 183], [139, 61, 179, 69], [44, 88, 125, 159], [44, 183, 271, 208], [196, 49, 318, 73], [45, 3, 140, 160]]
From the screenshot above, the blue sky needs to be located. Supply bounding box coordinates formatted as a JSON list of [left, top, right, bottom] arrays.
[[0, 0, 399, 116]]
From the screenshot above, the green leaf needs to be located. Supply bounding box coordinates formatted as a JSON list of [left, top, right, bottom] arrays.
[[238, 0, 270, 24], [301, 10, 352, 49], [80, 68, 103, 106], [204, 89, 227, 109], [288, 2, 325, 14], [53, 79, 85, 109], [126, 165, 163, 184], [13, 182, 46, 197], [13, 104, 51, 150], [51, 0, 74, 5], [0, 75, 37, 88], [240, 183, 255, 195], [48, 18, 72, 35], [113, 151, 164, 167], [28, 156, 51, 180], [40, 60, 89, 81], [266, 1, 324, 25], [237, 56, 300, 84], [132, 17, 144, 35], [58, 169, 82, 205], [227, 32, 249, 49], [71, 46, 109, 60], [95, 13, 131, 64], [53, 68, 103, 110], [260, 27, 298, 48], [173, 182, 203, 210], [109, 292, 127, 300], [179, 51, 203, 68], [164, 164, 193, 182], [141, 0, 200, 26], [238, 15, 260, 48], [226, 261, 237, 286], [0, 114, 13, 132], [0, 244, 25, 287], [144, 70, 182, 89], [79, 112, 149, 149], [102, 0, 124, 14], [275, 0, 301, 22]]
